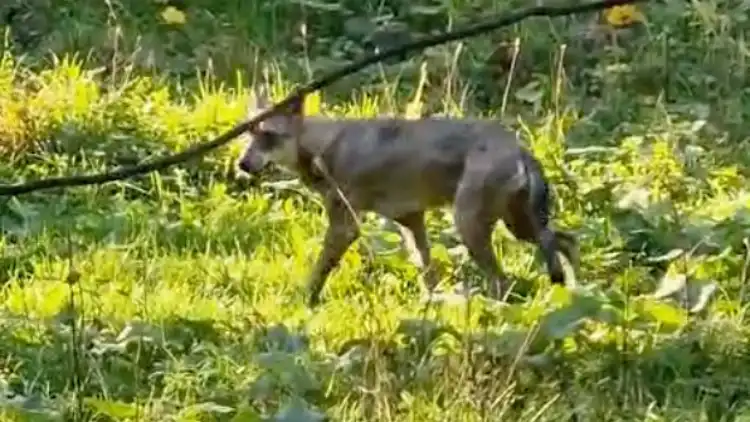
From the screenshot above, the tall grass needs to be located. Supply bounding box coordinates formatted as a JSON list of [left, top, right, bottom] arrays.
[[1, 0, 750, 420]]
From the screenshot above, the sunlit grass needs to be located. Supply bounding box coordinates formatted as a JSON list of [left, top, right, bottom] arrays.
[[1, 0, 750, 420]]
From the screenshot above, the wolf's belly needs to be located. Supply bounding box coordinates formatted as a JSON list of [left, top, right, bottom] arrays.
[[345, 179, 456, 218], [331, 150, 464, 217]]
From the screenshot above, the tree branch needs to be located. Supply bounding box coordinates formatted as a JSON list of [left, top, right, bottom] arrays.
[[0, 0, 647, 197]]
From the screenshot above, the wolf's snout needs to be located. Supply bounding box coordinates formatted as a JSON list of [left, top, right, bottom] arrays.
[[237, 152, 266, 175], [237, 158, 254, 174]]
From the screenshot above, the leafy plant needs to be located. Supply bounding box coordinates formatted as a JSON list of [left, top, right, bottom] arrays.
[[1, 0, 749, 420]]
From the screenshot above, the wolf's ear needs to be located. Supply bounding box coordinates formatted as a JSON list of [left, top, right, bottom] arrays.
[[248, 85, 272, 114], [282, 93, 305, 117]]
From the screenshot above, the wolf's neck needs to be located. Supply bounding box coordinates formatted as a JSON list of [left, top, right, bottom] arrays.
[[297, 116, 344, 157]]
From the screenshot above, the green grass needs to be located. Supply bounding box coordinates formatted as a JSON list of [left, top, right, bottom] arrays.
[[2, 0, 750, 420]]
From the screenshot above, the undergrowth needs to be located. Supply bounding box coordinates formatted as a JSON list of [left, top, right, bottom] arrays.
[[1, 0, 750, 420]]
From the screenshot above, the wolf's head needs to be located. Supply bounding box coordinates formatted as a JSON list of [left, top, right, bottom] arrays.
[[236, 88, 304, 175]]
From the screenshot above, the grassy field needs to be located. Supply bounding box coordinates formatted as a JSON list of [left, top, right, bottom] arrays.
[[2, 0, 750, 420]]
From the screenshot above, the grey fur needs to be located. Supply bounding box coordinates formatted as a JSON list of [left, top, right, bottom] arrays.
[[237, 90, 578, 307]]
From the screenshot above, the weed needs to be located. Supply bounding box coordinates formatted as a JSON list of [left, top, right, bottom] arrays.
[[1, 0, 750, 420]]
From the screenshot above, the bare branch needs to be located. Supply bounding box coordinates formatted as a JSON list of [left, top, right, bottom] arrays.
[[0, 0, 647, 197]]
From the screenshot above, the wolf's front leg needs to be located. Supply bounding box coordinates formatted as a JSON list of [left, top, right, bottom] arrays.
[[306, 199, 360, 308], [394, 211, 439, 293]]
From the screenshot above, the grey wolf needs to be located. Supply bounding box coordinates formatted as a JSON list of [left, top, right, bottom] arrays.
[[236, 89, 578, 308]]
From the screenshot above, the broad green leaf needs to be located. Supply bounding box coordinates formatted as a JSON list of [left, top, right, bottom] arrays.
[[343, 17, 376, 39], [0, 406, 62, 422], [289, 0, 343, 12], [537, 307, 588, 340], [646, 248, 684, 263], [514, 81, 543, 104], [604, 288, 629, 310], [687, 281, 718, 313], [566, 146, 618, 156], [231, 406, 264, 422], [593, 304, 624, 325], [570, 289, 606, 314], [259, 324, 309, 353], [262, 180, 303, 191], [522, 353, 554, 369], [83, 398, 138, 419], [640, 300, 687, 330], [274, 398, 326, 422], [335, 343, 368, 372], [115, 322, 162, 347], [186, 402, 234, 415], [160, 6, 186, 24], [653, 273, 687, 299], [420, 290, 472, 306], [0, 393, 62, 422], [538, 290, 603, 340], [410, 5, 443, 15], [447, 245, 468, 259], [367, 227, 402, 256], [617, 187, 650, 211], [0, 198, 40, 238], [396, 318, 460, 344], [546, 284, 573, 306], [478, 328, 546, 358], [248, 374, 275, 401]]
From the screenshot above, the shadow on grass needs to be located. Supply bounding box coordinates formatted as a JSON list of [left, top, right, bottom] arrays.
[[0, 303, 748, 420], [0, 189, 306, 288]]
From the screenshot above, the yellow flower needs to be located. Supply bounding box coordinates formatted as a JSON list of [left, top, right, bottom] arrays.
[[604, 5, 644, 27], [160, 6, 186, 25]]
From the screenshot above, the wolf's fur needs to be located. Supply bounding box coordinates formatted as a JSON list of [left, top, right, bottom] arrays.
[[237, 90, 578, 308]]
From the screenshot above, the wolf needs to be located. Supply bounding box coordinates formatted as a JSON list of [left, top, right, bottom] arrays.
[[236, 89, 579, 308]]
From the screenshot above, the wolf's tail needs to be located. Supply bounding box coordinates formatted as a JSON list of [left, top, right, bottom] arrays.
[[519, 150, 565, 285], [521, 150, 551, 228]]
